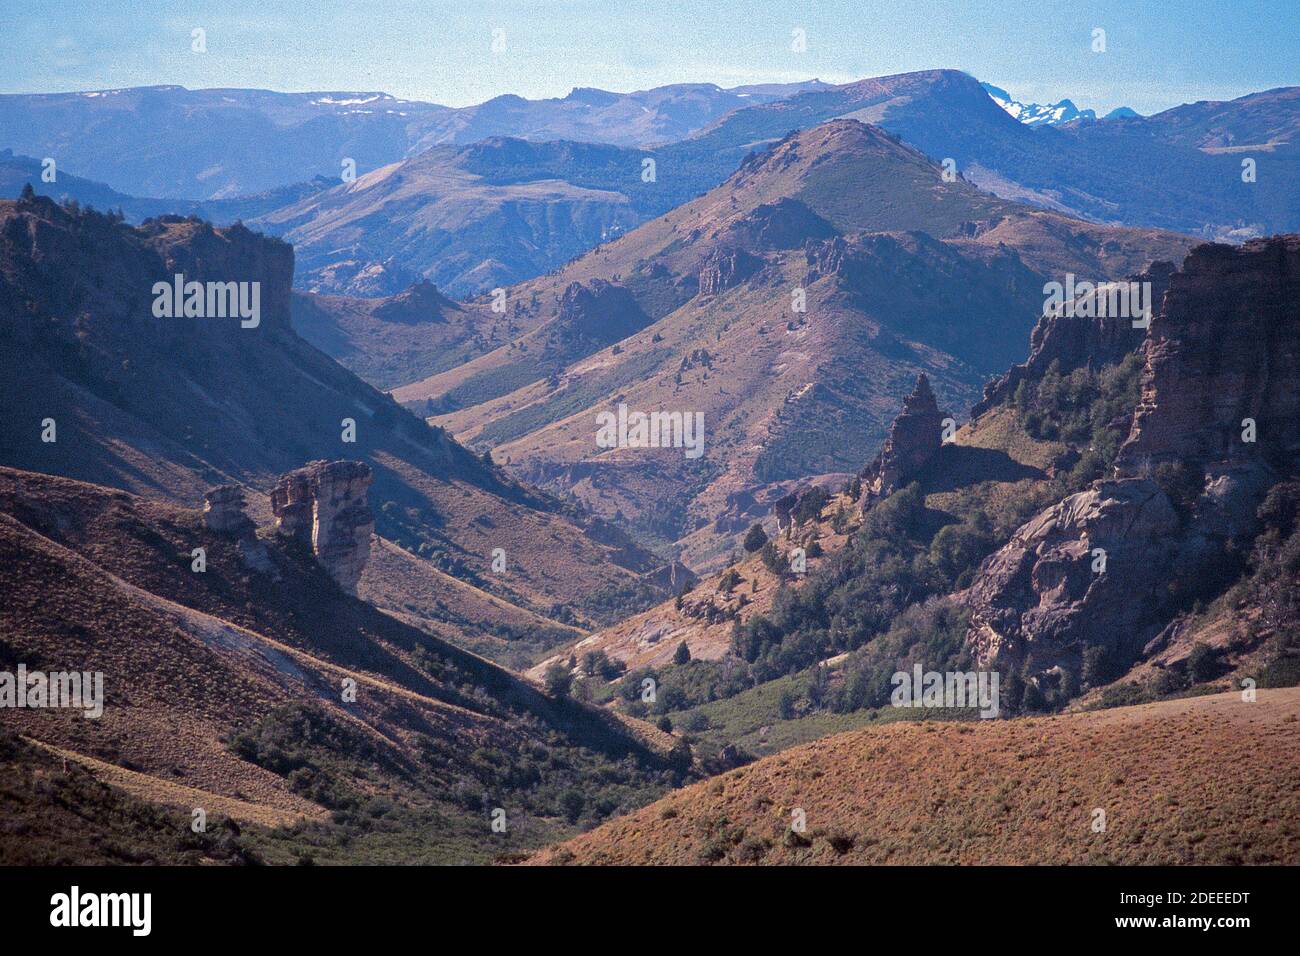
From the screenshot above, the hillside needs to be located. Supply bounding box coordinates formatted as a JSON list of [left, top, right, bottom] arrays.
[[255, 140, 661, 297], [519, 235, 1298, 775], [290, 283, 500, 391], [397, 119, 1191, 565], [0, 466, 684, 864], [0, 194, 671, 633], [528, 687, 1300, 865]]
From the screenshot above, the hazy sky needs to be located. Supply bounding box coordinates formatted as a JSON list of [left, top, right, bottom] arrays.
[[1, 0, 1295, 114]]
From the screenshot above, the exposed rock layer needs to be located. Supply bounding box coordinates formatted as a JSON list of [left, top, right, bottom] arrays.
[[272, 460, 374, 593], [1118, 236, 1300, 474]]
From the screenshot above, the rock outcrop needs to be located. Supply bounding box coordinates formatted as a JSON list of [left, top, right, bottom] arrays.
[[271, 460, 374, 593], [697, 248, 762, 297], [371, 279, 460, 324], [964, 236, 1300, 682], [554, 280, 650, 345], [973, 261, 1176, 416], [862, 374, 947, 499], [965, 479, 1180, 673], [720, 198, 836, 251], [642, 560, 699, 593], [202, 485, 254, 536]]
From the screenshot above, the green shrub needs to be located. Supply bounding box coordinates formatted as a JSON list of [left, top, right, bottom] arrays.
[[543, 663, 573, 698]]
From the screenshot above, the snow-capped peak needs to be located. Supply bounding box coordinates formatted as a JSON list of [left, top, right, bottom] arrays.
[[979, 82, 1137, 127]]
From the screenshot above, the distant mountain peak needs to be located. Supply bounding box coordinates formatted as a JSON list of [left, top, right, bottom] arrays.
[[980, 81, 1139, 126], [563, 86, 621, 106]]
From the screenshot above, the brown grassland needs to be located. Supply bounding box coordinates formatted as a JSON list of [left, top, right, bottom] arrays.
[[529, 687, 1300, 865]]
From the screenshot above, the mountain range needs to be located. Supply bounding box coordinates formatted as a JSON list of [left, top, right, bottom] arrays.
[[3, 71, 1295, 299], [394, 118, 1191, 564], [0, 80, 827, 199], [247, 72, 1300, 293]]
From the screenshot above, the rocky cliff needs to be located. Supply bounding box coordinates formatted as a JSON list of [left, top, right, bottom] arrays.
[[973, 261, 1176, 416], [271, 460, 375, 593], [964, 235, 1300, 682], [1118, 236, 1300, 474]]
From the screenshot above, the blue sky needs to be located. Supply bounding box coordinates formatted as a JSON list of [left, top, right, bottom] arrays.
[[1, 0, 1295, 113]]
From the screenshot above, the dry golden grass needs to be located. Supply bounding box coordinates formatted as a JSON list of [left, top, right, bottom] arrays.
[[23, 738, 322, 828], [528, 688, 1300, 865]]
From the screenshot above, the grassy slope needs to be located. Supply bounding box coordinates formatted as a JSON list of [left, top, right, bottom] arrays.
[[530, 687, 1300, 865]]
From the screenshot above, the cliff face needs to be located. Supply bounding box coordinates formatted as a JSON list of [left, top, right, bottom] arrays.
[[965, 235, 1300, 681], [1118, 236, 1300, 474], [973, 261, 1176, 416], [862, 373, 947, 499], [272, 460, 375, 593], [697, 248, 762, 297]]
